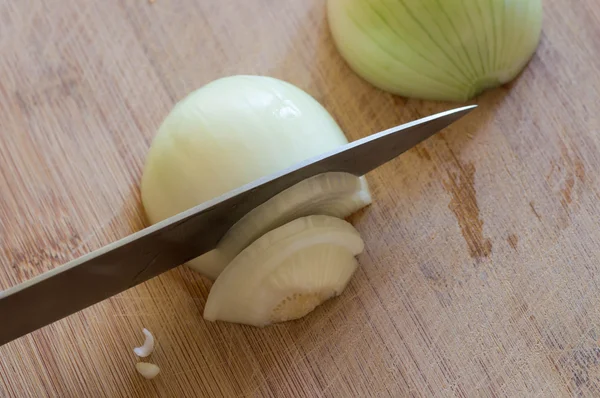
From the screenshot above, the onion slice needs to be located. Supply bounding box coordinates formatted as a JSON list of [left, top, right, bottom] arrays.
[[189, 172, 371, 279], [133, 328, 155, 358], [204, 215, 364, 326], [135, 362, 160, 380]]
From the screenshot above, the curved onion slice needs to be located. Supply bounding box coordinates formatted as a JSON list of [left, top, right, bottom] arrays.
[[204, 215, 364, 326], [133, 328, 155, 358], [189, 172, 371, 279]]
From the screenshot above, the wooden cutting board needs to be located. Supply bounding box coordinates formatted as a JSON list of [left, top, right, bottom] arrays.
[[2, 0, 600, 396]]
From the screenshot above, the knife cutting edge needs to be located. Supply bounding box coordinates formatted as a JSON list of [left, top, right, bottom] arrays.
[[0, 104, 477, 346]]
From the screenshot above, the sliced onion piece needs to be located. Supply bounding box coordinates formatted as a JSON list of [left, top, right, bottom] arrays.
[[133, 328, 155, 358], [135, 362, 160, 380], [189, 172, 371, 279], [204, 215, 364, 326]]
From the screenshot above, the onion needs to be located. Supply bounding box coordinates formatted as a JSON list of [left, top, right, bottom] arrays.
[[133, 328, 155, 358], [141, 75, 371, 279], [327, 0, 543, 101], [204, 215, 364, 326], [135, 362, 160, 380], [189, 172, 371, 279]]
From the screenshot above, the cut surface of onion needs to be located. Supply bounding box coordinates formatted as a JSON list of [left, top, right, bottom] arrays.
[[204, 215, 364, 326], [189, 172, 371, 279]]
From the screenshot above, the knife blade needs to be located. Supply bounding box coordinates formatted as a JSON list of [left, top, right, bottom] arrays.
[[0, 105, 476, 346]]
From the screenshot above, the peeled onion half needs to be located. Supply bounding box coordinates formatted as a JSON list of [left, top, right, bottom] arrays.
[[141, 75, 351, 224], [141, 75, 372, 279]]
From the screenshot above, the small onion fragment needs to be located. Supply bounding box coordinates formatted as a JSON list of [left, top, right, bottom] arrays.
[[327, 0, 543, 101], [135, 362, 160, 380], [133, 328, 155, 358]]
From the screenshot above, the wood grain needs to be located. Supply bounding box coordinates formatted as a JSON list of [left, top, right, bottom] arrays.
[[2, 0, 600, 396]]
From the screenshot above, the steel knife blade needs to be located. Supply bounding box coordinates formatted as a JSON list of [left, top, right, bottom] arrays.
[[0, 105, 476, 346]]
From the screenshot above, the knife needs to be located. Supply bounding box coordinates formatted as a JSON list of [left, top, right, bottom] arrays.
[[0, 105, 476, 346]]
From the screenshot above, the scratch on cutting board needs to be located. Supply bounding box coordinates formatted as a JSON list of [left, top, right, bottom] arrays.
[[443, 162, 492, 259], [529, 201, 542, 221], [558, 347, 600, 394], [546, 142, 586, 210], [415, 147, 432, 161], [507, 234, 519, 251], [543, 141, 587, 230], [560, 143, 586, 208]]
